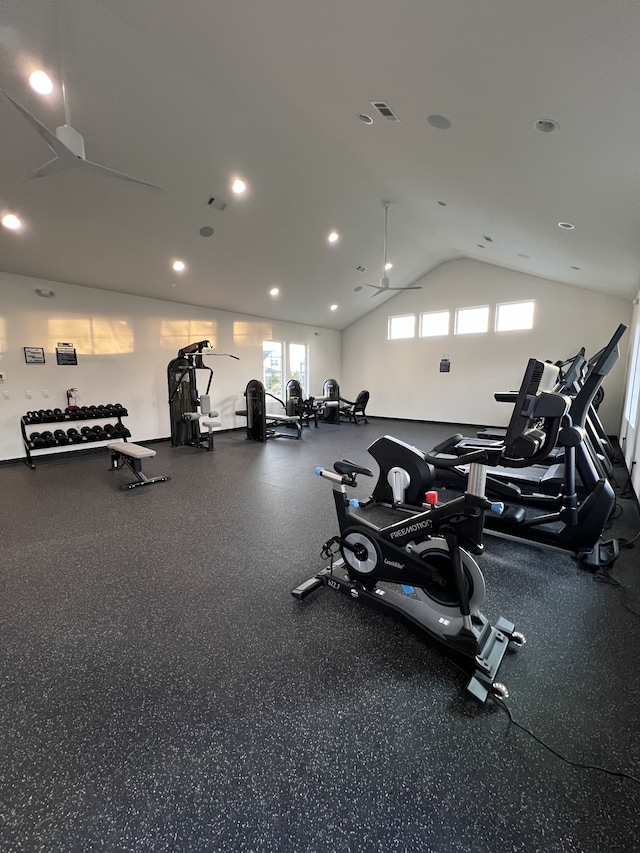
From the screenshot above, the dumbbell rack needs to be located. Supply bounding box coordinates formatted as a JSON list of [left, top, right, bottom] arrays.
[[20, 405, 130, 469]]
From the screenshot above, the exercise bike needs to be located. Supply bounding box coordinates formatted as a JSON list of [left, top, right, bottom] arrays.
[[292, 444, 526, 703]]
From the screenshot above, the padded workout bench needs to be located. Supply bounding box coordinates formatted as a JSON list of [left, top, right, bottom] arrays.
[[107, 442, 171, 490]]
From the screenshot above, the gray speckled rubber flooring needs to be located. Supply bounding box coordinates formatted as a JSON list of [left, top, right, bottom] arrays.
[[1, 418, 639, 853]]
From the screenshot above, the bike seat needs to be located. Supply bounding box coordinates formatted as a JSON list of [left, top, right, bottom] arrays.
[[334, 459, 373, 478]]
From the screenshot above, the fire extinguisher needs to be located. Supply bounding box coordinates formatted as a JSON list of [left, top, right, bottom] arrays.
[[66, 388, 78, 410]]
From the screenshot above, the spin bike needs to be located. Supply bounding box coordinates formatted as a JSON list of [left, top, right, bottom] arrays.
[[292, 445, 526, 703]]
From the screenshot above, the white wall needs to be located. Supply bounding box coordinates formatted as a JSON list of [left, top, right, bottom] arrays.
[[0, 272, 342, 462], [342, 259, 633, 433]]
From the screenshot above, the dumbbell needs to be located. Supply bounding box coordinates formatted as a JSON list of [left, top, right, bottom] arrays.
[[104, 423, 116, 436], [29, 431, 46, 448], [66, 428, 83, 444], [54, 429, 70, 445], [112, 403, 127, 415], [80, 426, 98, 441], [111, 422, 131, 438], [91, 425, 108, 440], [52, 408, 63, 419], [40, 430, 57, 447]]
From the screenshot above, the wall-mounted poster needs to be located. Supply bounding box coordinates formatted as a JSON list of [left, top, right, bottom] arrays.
[[24, 347, 45, 364], [56, 342, 78, 365]]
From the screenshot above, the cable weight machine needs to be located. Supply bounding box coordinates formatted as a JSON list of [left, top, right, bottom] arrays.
[[167, 340, 238, 450]]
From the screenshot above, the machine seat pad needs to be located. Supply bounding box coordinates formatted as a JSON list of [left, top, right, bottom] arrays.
[[107, 442, 156, 459], [266, 414, 299, 423]]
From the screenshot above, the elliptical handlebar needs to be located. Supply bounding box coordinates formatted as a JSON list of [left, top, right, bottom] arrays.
[[424, 439, 503, 469]]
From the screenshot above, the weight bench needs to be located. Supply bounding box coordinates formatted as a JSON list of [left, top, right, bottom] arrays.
[[107, 442, 171, 490], [265, 412, 302, 440]]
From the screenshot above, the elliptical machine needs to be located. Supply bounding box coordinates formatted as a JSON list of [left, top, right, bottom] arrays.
[[167, 340, 238, 450], [368, 357, 619, 569], [292, 443, 526, 703]]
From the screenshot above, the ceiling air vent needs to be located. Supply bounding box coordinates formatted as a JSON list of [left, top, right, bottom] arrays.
[[356, 265, 367, 273], [207, 197, 228, 211], [371, 101, 400, 121]]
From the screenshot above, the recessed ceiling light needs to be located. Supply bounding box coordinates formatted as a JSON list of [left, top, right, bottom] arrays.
[[199, 226, 214, 237], [558, 222, 574, 230], [384, 262, 393, 271], [269, 287, 279, 297], [35, 288, 55, 298], [534, 118, 559, 133], [427, 114, 452, 130], [328, 231, 339, 244], [29, 70, 53, 94], [330, 304, 338, 311], [518, 253, 530, 259], [1, 213, 22, 230], [172, 259, 186, 272], [232, 178, 247, 195], [571, 266, 581, 271], [437, 201, 447, 207], [357, 113, 373, 124], [477, 244, 486, 248]]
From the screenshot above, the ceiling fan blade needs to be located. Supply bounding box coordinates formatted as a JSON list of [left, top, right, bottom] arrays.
[[2, 90, 71, 157], [2, 89, 162, 189], [27, 154, 78, 179], [80, 158, 163, 190], [387, 285, 422, 291]]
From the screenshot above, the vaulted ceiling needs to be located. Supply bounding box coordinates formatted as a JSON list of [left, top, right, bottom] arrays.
[[1, 0, 638, 330]]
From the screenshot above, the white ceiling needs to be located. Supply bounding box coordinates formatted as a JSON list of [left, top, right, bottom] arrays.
[[1, 0, 639, 331]]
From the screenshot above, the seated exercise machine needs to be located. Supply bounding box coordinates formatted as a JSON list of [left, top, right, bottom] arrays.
[[368, 357, 620, 569], [338, 390, 370, 425], [107, 442, 171, 490], [167, 340, 238, 451], [319, 378, 340, 423], [286, 379, 319, 428], [292, 447, 526, 703], [239, 379, 302, 441]]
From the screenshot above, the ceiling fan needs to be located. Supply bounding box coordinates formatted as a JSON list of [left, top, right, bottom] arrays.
[[354, 200, 422, 297], [1, 89, 163, 190]]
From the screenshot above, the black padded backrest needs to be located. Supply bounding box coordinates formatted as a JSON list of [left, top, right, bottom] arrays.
[[355, 390, 369, 409]]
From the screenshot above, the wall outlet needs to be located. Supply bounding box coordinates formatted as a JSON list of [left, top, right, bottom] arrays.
[[0, 372, 5, 381], [42, 390, 50, 398], [2, 391, 9, 400], [25, 390, 32, 399]]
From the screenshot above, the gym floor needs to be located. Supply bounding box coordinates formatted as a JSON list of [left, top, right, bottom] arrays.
[[1, 418, 639, 853]]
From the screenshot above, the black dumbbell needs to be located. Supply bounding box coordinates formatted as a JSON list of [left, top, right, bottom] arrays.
[[40, 430, 57, 447], [91, 425, 108, 440], [54, 429, 70, 445], [29, 431, 45, 448], [111, 422, 131, 438], [66, 428, 84, 444], [104, 423, 116, 436], [80, 426, 97, 441]]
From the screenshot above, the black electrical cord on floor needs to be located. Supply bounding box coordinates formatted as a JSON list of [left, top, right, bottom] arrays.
[[495, 698, 640, 786], [592, 566, 640, 617]]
